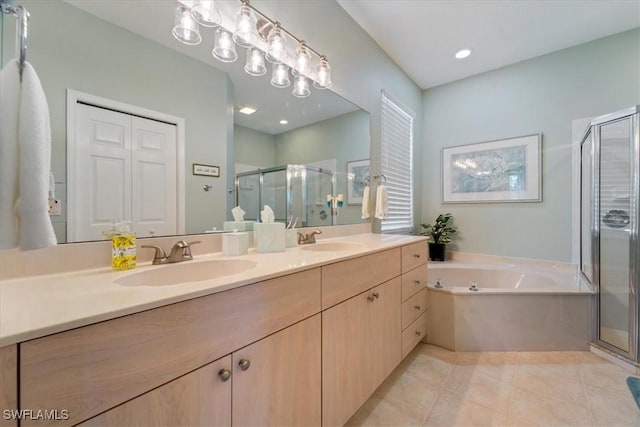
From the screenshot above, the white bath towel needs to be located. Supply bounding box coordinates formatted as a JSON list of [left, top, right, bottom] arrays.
[[361, 185, 370, 219], [17, 61, 57, 250], [0, 60, 21, 249], [375, 184, 389, 220]]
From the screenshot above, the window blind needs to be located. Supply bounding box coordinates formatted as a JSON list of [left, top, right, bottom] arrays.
[[380, 91, 414, 233]]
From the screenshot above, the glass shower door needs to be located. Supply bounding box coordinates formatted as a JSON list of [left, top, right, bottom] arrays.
[[598, 117, 632, 352]]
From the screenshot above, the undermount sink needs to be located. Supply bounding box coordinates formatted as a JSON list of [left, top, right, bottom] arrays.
[[300, 241, 367, 252], [115, 259, 257, 286]]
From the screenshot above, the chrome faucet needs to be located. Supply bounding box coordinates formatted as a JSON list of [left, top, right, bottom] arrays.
[[297, 229, 322, 244], [142, 240, 201, 265]]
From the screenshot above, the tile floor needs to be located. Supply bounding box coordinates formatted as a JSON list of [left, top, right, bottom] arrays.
[[346, 344, 640, 427]]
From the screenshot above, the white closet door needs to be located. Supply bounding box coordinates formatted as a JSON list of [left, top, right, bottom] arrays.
[[70, 104, 132, 242], [131, 117, 177, 238]]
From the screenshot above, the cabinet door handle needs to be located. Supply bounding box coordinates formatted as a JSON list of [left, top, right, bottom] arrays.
[[367, 294, 375, 302], [414, 280, 421, 285], [415, 331, 422, 336], [373, 292, 380, 299], [238, 358, 251, 371], [414, 305, 421, 310], [218, 368, 231, 382], [413, 254, 421, 259]]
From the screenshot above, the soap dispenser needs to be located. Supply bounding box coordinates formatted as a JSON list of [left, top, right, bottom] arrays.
[[112, 221, 136, 270]]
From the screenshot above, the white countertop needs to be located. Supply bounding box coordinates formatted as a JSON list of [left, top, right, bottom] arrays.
[[0, 233, 425, 346]]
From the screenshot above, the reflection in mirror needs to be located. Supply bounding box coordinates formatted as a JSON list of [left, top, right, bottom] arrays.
[[1, 0, 370, 243]]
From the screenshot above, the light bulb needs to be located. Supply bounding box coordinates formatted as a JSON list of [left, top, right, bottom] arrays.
[[266, 23, 286, 64], [270, 63, 290, 88], [292, 75, 310, 98], [191, 0, 221, 27], [294, 41, 311, 76], [313, 55, 332, 89], [233, 2, 256, 47], [172, 4, 202, 46], [212, 28, 238, 63], [244, 47, 266, 76]]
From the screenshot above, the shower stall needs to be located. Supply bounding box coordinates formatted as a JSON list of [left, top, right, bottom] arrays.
[[580, 106, 639, 363], [235, 164, 335, 227]]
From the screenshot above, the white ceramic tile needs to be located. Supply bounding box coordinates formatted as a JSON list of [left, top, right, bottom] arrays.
[[585, 383, 640, 427], [444, 365, 514, 414]]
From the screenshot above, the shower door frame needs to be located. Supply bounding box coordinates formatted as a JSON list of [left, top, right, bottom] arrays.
[[582, 106, 640, 363]]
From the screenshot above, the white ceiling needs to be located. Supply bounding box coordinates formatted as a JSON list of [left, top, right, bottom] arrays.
[[337, 0, 640, 89]]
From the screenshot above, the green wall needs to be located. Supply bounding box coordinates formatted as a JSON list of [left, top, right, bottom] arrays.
[[234, 125, 277, 168], [421, 29, 640, 262]]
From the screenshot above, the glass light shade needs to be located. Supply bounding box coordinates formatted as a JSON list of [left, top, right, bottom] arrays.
[[191, 0, 221, 27], [270, 63, 290, 88], [266, 24, 287, 64], [233, 3, 257, 47], [212, 28, 238, 62], [172, 5, 202, 46], [294, 42, 311, 76], [313, 56, 332, 89], [244, 47, 267, 76], [292, 75, 310, 98]]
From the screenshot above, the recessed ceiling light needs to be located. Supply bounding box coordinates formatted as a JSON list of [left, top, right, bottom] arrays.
[[238, 105, 257, 115], [280, 120, 288, 125], [455, 49, 472, 59]]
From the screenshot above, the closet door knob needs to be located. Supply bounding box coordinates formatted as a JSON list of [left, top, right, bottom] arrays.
[[218, 368, 231, 382], [238, 359, 251, 371]]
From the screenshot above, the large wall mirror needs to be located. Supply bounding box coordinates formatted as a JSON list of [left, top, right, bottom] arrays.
[[1, 0, 370, 243]]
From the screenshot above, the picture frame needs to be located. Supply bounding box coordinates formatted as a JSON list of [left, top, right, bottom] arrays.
[[442, 134, 542, 203], [192, 163, 220, 177], [346, 159, 370, 205]]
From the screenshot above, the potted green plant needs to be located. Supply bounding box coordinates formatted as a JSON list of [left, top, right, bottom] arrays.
[[421, 213, 457, 261]]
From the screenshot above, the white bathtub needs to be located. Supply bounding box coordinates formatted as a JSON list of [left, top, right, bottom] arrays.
[[427, 262, 594, 351]]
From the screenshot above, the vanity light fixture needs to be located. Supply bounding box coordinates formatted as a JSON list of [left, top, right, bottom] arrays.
[[172, 4, 202, 45], [455, 48, 472, 59], [238, 105, 258, 115], [279, 119, 288, 125], [212, 28, 238, 62], [271, 63, 291, 88], [171, 0, 332, 98], [190, 0, 221, 27]]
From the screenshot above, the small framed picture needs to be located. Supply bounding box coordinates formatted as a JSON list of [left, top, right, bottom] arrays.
[[347, 159, 370, 205], [193, 163, 220, 177]]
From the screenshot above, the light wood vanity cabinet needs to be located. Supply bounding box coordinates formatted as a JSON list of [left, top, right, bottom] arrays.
[[0, 345, 17, 427], [80, 355, 233, 427], [7, 239, 428, 427]]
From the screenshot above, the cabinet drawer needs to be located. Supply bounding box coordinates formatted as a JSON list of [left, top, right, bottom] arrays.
[[20, 268, 321, 427], [401, 263, 428, 301], [402, 287, 428, 330], [401, 311, 428, 359], [322, 248, 400, 309], [401, 242, 427, 273]]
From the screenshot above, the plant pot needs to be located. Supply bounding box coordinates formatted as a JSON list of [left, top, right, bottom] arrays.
[[428, 242, 446, 261]]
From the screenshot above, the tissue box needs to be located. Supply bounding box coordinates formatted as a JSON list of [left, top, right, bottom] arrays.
[[223, 221, 255, 232], [222, 232, 249, 256], [254, 223, 286, 253]]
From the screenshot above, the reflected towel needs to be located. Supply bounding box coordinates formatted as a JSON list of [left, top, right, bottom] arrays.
[[17, 61, 57, 250], [0, 60, 21, 249], [627, 377, 640, 410], [361, 185, 370, 219], [375, 184, 388, 220]]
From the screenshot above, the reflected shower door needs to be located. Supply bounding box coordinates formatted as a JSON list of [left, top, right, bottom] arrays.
[[598, 117, 632, 352]]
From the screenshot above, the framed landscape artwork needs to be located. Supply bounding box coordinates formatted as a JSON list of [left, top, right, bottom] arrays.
[[442, 134, 542, 203], [347, 159, 370, 205]]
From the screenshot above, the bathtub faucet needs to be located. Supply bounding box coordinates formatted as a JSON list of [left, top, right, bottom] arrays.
[[435, 279, 443, 288], [469, 281, 479, 292]]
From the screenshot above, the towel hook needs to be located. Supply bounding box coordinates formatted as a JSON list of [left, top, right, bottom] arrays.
[[1, 2, 30, 81]]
